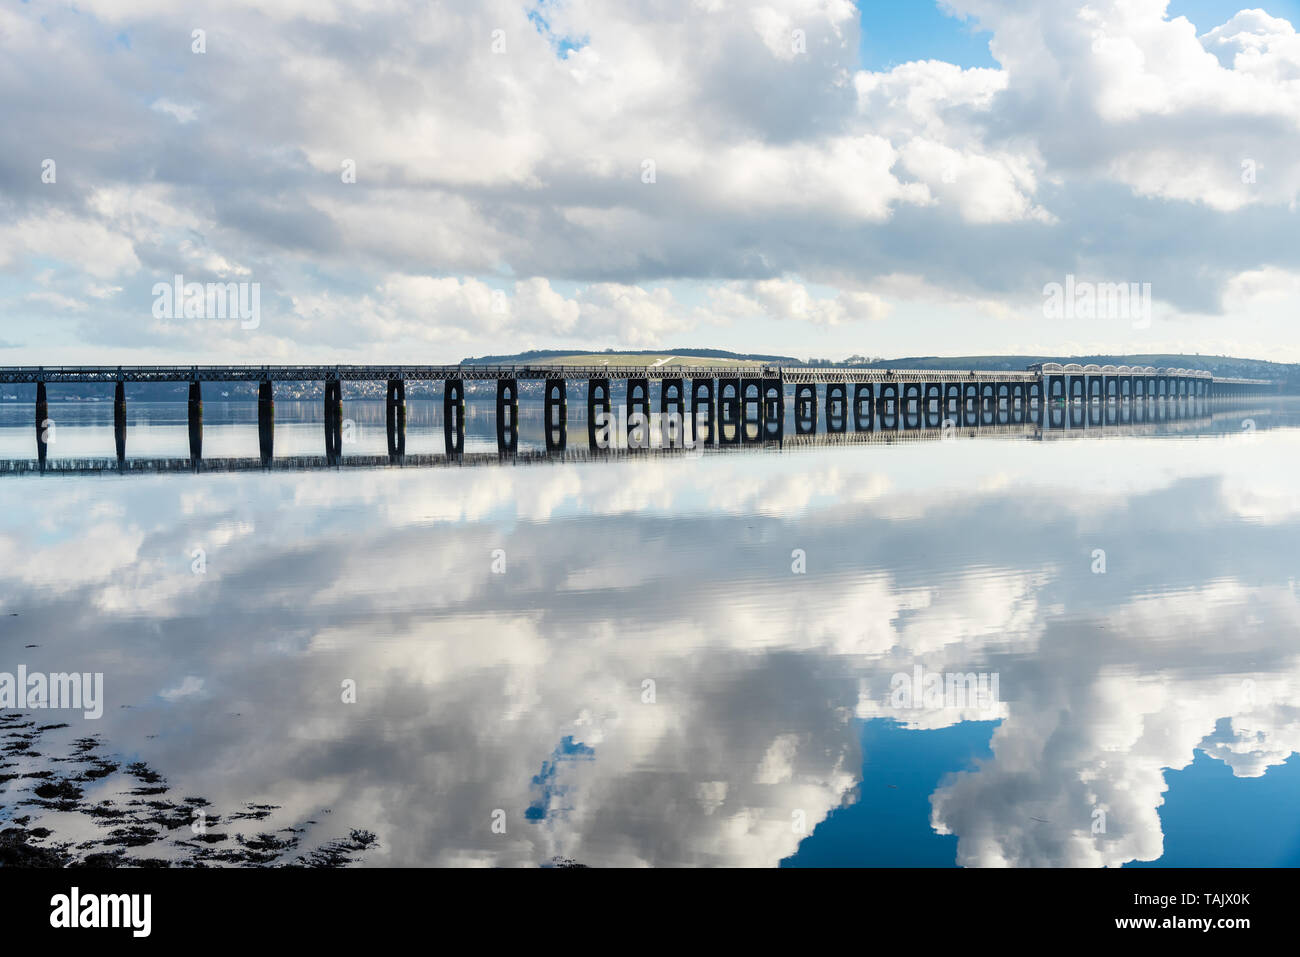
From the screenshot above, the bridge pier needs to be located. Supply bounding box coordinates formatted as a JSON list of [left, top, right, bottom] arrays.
[[794, 383, 817, 435], [853, 383, 874, 431], [545, 378, 567, 452], [691, 378, 715, 446], [1046, 374, 1065, 407], [35, 380, 48, 467], [880, 381, 899, 429], [943, 383, 961, 426], [902, 382, 922, 429], [977, 383, 993, 426], [384, 378, 406, 459], [762, 378, 784, 440], [188, 380, 203, 464], [660, 378, 684, 447], [826, 383, 847, 433], [444, 378, 465, 455], [496, 377, 518, 455], [738, 377, 762, 442], [626, 378, 650, 448], [961, 381, 978, 427], [924, 382, 942, 428], [660, 377, 684, 423], [114, 380, 126, 465], [587, 378, 610, 449], [323, 378, 342, 463], [716, 378, 741, 445], [258, 379, 274, 464]]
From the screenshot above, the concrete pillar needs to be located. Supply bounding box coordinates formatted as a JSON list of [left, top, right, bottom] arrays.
[[761, 378, 783, 439], [385, 378, 405, 458], [902, 382, 922, 429], [323, 379, 341, 463], [660, 377, 684, 416], [740, 377, 763, 441], [188, 380, 203, 463], [962, 381, 979, 427], [258, 379, 274, 464], [496, 377, 518, 455], [794, 383, 817, 435], [658, 378, 684, 447], [444, 378, 465, 455], [718, 378, 741, 445], [114, 380, 126, 464], [880, 381, 900, 429], [852, 382, 874, 431], [35, 380, 49, 466], [545, 378, 567, 452], [979, 382, 995, 426], [924, 382, 942, 428], [691, 378, 715, 446], [586, 378, 610, 449], [825, 383, 847, 434], [622, 377, 647, 448], [944, 382, 961, 425]]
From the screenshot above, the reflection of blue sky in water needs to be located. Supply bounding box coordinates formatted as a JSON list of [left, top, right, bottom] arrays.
[[1127, 744, 1300, 867], [0, 402, 1298, 866], [785, 719, 997, 867]]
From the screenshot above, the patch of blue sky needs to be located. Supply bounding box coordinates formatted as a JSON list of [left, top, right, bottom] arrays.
[[857, 1, 996, 71], [1168, 1, 1300, 33], [856, 2, 1300, 74], [527, 1, 588, 59]]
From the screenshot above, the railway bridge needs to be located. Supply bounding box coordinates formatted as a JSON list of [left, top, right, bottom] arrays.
[[0, 362, 1277, 466]]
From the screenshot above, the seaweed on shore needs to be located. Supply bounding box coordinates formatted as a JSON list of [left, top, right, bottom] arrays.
[[0, 713, 378, 868]]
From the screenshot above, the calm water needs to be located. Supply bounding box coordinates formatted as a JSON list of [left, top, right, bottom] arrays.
[[2, 397, 1299, 867]]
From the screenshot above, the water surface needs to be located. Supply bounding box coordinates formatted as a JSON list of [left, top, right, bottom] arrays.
[[1, 398, 1298, 867]]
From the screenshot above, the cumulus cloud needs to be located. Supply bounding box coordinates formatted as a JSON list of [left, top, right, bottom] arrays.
[[2, 0, 1299, 359]]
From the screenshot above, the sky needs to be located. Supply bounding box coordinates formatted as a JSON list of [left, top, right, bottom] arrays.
[[4, 0, 1300, 364]]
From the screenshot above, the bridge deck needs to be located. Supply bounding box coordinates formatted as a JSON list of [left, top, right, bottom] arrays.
[[0, 364, 1267, 384]]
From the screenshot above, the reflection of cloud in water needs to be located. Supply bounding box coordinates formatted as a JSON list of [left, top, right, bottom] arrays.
[[0, 432, 1297, 866]]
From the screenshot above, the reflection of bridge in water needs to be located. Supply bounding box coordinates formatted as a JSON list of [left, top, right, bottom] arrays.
[[0, 393, 1275, 476], [2, 363, 1280, 468]]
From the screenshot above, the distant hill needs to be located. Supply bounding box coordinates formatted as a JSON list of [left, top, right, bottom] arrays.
[[823, 354, 1299, 388], [460, 348, 798, 364], [463, 349, 1298, 388]]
